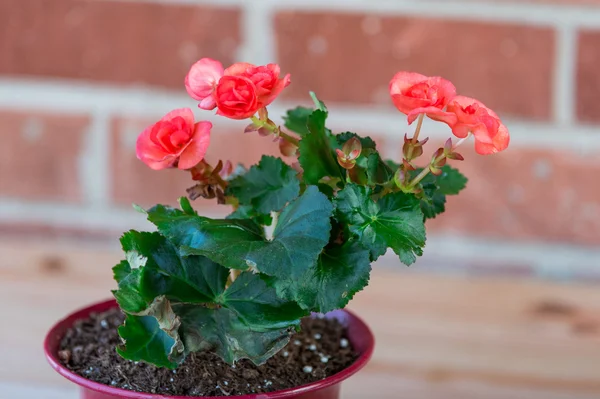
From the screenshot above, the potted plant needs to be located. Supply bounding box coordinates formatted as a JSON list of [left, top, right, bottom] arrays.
[[44, 59, 509, 399]]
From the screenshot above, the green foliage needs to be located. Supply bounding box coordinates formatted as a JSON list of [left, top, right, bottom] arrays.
[[118, 311, 183, 369], [146, 187, 333, 280], [227, 156, 300, 214], [298, 110, 345, 185], [436, 165, 468, 195], [113, 231, 305, 367], [414, 165, 468, 219], [283, 106, 313, 136], [113, 94, 470, 369], [366, 153, 394, 186], [273, 241, 371, 313], [227, 204, 273, 226], [335, 184, 426, 264]]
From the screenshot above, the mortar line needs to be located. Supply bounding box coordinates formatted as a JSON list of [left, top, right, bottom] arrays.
[[2, 78, 600, 150], [553, 23, 578, 125]]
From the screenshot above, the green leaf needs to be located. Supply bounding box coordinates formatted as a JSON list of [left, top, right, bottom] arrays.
[[298, 110, 344, 185], [227, 205, 273, 226], [112, 267, 147, 314], [117, 296, 184, 369], [419, 184, 447, 220], [175, 307, 292, 366], [175, 272, 306, 365], [283, 106, 313, 136], [147, 186, 333, 280], [336, 132, 377, 150], [222, 272, 307, 328], [335, 184, 426, 264], [115, 231, 229, 306], [114, 232, 306, 366], [274, 241, 372, 313], [226, 155, 300, 214], [112, 260, 131, 283], [178, 197, 197, 215], [412, 165, 466, 220], [436, 165, 468, 195], [366, 152, 394, 185]]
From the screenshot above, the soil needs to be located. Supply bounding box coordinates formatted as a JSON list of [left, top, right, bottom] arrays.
[[58, 308, 358, 396]]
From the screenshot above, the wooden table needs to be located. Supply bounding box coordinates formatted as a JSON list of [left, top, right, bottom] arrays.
[[2, 238, 599, 399]]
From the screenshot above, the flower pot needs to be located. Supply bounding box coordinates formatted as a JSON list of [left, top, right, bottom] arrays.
[[45, 299, 374, 399]]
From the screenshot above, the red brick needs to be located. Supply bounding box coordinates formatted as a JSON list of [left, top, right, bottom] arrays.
[[0, 110, 88, 202], [0, 0, 241, 88], [275, 12, 555, 121], [577, 30, 600, 123], [423, 145, 600, 246], [110, 116, 281, 212], [0, 222, 119, 243]]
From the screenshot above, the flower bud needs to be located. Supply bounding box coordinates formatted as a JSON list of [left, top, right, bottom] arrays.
[[403, 134, 429, 161], [336, 149, 357, 170], [429, 147, 447, 176], [393, 168, 406, 188], [343, 137, 362, 159], [440, 137, 465, 161], [336, 137, 362, 170], [402, 159, 415, 171]]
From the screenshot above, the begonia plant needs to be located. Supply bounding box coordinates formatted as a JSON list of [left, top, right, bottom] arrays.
[[113, 59, 509, 368]]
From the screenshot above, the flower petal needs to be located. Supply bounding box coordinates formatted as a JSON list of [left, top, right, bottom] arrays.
[[185, 58, 224, 104], [475, 122, 509, 155], [224, 62, 255, 76], [136, 125, 170, 167], [178, 121, 212, 170], [389, 71, 429, 95], [259, 73, 291, 107], [199, 95, 217, 111], [391, 95, 432, 116], [406, 107, 455, 125], [426, 109, 458, 126], [160, 108, 195, 127]]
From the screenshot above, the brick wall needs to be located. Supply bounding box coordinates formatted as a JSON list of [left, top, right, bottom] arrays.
[[1, 0, 599, 280]]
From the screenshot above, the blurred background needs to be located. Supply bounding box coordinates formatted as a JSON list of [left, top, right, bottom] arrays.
[[1, 0, 600, 398]]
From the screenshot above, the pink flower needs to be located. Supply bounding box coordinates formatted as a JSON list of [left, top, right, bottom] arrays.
[[225, 63, 291, 107], [389, 72, 457, 124], [136, 108, 212, 170], [185, 58, 290, 120], [185, 58, 224, 110], [431, 96, 510, 155], [214, 75, 260, 120]]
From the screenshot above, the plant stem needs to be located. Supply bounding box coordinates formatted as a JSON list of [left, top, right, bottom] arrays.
[[250, 116, 299, 146], [405, 113, 425, 161], [453, 133, 471, 149], [278, 130, 300, 146], [407, 166, 432, 189]]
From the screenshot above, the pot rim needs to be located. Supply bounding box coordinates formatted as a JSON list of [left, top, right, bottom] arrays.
[[44, 298, 374, 399]]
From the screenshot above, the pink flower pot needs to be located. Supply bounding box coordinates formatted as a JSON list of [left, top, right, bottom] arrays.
[[45, 299, 374, 399]]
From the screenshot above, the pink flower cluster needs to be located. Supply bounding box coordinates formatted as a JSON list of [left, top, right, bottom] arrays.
[[185, 58, 291, 120], [136, 58, 291, 171], [134, 58, 510, 173], [389, 72, 509, 155]]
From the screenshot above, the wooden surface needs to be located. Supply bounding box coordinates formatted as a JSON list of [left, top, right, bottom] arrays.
[[2, 238, 600, 399]]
